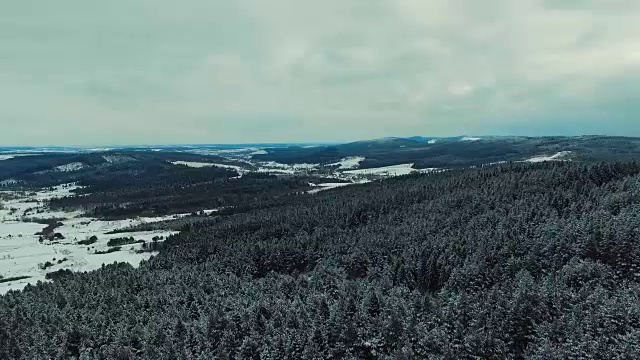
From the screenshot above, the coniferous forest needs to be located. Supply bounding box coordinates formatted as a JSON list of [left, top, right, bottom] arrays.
[[3, 161, 640, 359]]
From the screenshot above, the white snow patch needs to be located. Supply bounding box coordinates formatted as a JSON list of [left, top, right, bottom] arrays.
[[461, 137, 482, 141], [55, 162, 85, 172], [525, 151, 573, 163], [264, 161, 319, 170], [486, 161, 509, 166], [428, 139, 437, 144], [0, 185, 214, 294], [250, 149, 268, 156], [102, 155, 137, 163], [0, 154, 35, 161], [256, 161, 319, 174], [338, 164, 441, 179], [327, 157, 365, 170], [344, 163, 417, 177], [415, 168, 441, 174], [307, 182, 353, 194]]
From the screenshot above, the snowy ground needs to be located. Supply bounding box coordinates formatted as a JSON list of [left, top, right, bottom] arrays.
[[525, 151, 573, 163], [102, 154, 137, 163], [307, 182, 354, 194], [55, 162, 86, 172], [255, 161, 319, 175], [0, 184, 215, 294], [327, 157, 365, 170], [344, 163, 418, 177]]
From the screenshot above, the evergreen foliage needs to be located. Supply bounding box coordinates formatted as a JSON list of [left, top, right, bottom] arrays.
[[2, 162, 640, 358]]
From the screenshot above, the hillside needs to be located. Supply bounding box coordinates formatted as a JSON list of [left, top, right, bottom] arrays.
[[253, 136, 640, 169]]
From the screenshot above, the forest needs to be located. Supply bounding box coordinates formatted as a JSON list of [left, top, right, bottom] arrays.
[[46, 164, 321, 219], [2, 161, 640, 359], [1, 152, 333, 219]]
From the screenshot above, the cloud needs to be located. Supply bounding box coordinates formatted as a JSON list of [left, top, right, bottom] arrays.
[[1, 0, 640, 145]]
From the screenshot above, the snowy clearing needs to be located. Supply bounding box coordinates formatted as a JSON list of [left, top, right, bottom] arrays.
[[0, 185, 214, 294], [525, 151, 573, 163], [344, 163, 417, 177], [307, 182, 354, 194], [461, 137, 482, 141], [55, 162, 85, 172], [415, 168, 441, 174], [0, 154, 35, 161], [102, 155, 137, 163], [327, 157, 365, 170], [255, 161, 319, 174], [262, 161, 319, 170]]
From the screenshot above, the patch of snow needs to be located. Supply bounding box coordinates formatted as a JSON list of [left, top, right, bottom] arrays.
[[428, 139, 437, 144], [254, 161, 319, 175], [327, 157, 365, 170], [525, 151, 572, 163], [55, 162, 85, 172], [262, 161, 318, 170], [102, 155, 137, 163], [0, 154, 35, 161], [344, 163, 417, 177], [461, 137, 482, 141], [255, 168, 296, 174], [415, 168, 441, 174], [250, 149, 268, 156], [307, 182, 353, 194], [0, 185, 213, 294], [486, 161, 509, 166]]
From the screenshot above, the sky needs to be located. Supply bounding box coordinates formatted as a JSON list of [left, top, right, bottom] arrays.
[[1, 0, 640, 146]]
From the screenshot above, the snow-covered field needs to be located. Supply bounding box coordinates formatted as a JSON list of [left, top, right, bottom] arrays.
[[255, 161, 319, 174], [102, 154, 137, 163], [55, 162, 85, 172], [525, 151, 573, 163], [307, 182, 353, 194], [0, 184, 196, 294], [344, 163, 417, 177], [328, 157, 365, 170]]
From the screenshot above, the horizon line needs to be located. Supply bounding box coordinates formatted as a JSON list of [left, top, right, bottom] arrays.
[[0, 134, 635, 149]]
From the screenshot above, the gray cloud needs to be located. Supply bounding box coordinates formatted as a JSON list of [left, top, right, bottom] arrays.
[[1, 0, 640, 145]]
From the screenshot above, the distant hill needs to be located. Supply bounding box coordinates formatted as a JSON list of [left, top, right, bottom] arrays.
[[252, 135, 640, 169]]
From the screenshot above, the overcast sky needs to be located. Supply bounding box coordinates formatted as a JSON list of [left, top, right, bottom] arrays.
[[2, 0, 640, 146]]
